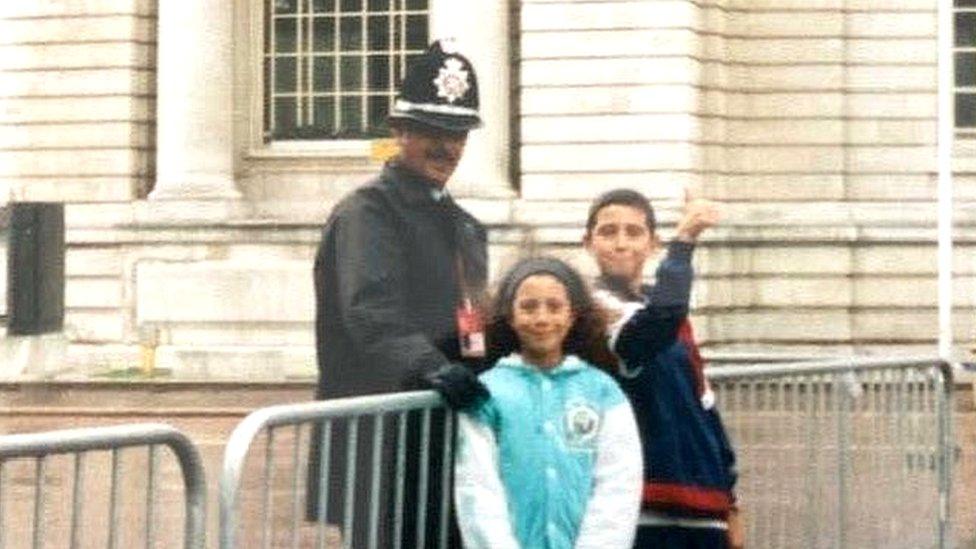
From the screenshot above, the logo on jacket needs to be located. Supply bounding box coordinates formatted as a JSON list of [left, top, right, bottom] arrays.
[[563, 403, 600, 449], [433, 58, 470, 104]]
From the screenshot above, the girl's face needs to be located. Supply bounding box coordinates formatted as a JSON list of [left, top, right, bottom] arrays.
[[509, 274, 575, 369]]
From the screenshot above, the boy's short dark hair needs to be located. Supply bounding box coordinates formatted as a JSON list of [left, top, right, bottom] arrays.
[[585, 188, 656, 236]]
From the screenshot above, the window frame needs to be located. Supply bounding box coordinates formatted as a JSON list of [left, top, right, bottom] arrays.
[[260, 0, 429, 145]]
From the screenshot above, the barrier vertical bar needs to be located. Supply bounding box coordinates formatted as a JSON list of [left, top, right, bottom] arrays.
[[108, 448, 121, 549], [33, 457, 46, 549], [438, 412, 454, 549], [368, 415, 385, 549], [290, 424, 303, 549], [262, 427, 276, 549], [70, 453, 84, 549], [393, 411, 407, 549], [343, 417, 360, 548], [315, 421, 333, 549], [415, 409, 431, 549], [145, 446, 158, 549]]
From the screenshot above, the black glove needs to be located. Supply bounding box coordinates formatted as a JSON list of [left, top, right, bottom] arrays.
[[423, 362, 489, 410]]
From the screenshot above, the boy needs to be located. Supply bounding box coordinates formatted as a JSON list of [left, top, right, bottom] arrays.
[[584, 189, 743, 549]]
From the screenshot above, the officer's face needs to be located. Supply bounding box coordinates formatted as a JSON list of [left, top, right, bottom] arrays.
[[394, 126, 468, 187], [584, 204, 659, 286]]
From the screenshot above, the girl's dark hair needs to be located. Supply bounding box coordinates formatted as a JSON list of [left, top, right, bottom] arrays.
[[584, 188, 656, 237], [486, 257, 618, 374]]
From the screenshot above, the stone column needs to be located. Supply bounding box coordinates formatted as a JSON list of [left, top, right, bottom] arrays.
[[151, 0, 241, 201], [429, 0, 513, 199]]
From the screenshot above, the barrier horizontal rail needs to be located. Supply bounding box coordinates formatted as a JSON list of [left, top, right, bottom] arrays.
[[0, 423, 206, 549]]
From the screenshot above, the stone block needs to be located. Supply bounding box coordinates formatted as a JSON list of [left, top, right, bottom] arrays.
[[521, 114, 699, 144], [847, 93, 935, 118], [0, 14, 154, 44], [0, 68, 153, 97], [8, 177, 141, 203], [521, 85, 699, 116], [522, 143, 698, 172], [0, 42, 152, 71], [725, 120, 843, 144], [0, 96, 152, 124], [723, 146, 843, 173], [66, 277, 123, 309], [852, 309, 974, 342], [521, 29, 697, 59], [847, 38, 935, 64], [699, 246, 852, 276], [520, 173, 688, 201], [0, 149, 145, 177], [521, 58, 700, 87], [135, 260, 314, 324], [846, 12, 935, 38], [725, 92, 843, 117], [65, 248, 125, 277], [726, 38, 843, 64], [0, 122, 151, 149], [0, 0, 155, 17], [521, 2, 698, 32], [154, 345, 316, 381], [729, 12, 843, 37], [846, 146, 934, 174], [64, 310, 126, 343], [846, 66, 936, 93], [730, 65, 843, 91], [709, 175, 846, 201], [847, 120, 934, 145], [704, 309, 852, 342]]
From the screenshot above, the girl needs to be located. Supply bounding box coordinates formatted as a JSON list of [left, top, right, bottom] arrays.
[[454, 257, 642, 549]]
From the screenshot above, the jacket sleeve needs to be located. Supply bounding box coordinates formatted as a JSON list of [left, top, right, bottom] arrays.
[[574, 400, 643, 549], [325, 197, 451, 386], [610, 241, 695, 370], [454, 412, 520, 549]]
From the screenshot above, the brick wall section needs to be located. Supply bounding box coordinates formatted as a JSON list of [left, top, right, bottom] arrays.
[[0, 0, 156, 203]]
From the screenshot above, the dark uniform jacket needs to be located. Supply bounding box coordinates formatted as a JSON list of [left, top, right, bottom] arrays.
[[314, 161, 487, 399], [307, 161, 487, 547]]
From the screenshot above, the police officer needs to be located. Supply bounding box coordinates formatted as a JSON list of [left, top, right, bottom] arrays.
[[307, 40, 488, 548]]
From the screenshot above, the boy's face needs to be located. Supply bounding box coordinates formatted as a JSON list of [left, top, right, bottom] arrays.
[[509, 274, 574, 368], [584, 204, 659, 285]]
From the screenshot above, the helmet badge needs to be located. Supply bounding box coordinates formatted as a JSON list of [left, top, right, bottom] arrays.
[[432, 58, 470, 104]]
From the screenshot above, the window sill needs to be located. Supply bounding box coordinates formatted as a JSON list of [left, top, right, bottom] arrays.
[[247, 139, 374, 160]]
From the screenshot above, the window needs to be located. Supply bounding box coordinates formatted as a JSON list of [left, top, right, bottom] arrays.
[[956, 0, 976, 128], [264, 0, 429, 141]]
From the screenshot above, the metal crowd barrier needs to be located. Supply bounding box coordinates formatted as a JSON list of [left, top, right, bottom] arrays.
[[0, 423, 206, 549], [708, 356, 954, 549], [220, 390, 451, 549]]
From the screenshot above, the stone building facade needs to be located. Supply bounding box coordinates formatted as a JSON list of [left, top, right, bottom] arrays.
[[1, 0, 974, 378]]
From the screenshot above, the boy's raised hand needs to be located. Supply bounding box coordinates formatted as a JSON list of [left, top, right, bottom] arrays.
[[675, 187, 720, 243]]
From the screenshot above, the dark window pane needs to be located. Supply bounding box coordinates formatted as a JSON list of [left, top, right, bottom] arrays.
[[341, 96, 363, 132], [957, 52, 976, 87], [957, 94, 976, 127], [313, 97, 336, 132], [340, 57, 362, 89], [340, 16, 363, 50], [956, 13, 976, 47], [341, 0, 362, 11], [312, 0, 335, 12], [274, 97, 298, 135], [368, 16, 390, 51], [313, 57, 336, 92], [368, 95, 390, 131], [368, 0, 390, 10], [274, 18, 297, 53], [406, 0, 426, 10], [312, 17, 336, 52], [264, 62, 273, 135], [368, 55, 390, 91], [274, 0, 298, 14], [405, 15, 427, 49], [956, 0, 976, 7], [274, 56, 298, 93]]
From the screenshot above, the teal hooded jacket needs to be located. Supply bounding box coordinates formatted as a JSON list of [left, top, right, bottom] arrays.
[[454, 354, 642, 549]]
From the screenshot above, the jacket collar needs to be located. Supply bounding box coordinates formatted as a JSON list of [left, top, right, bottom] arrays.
[[382, 161, 450, 207], [497, 353, 586, 375]]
